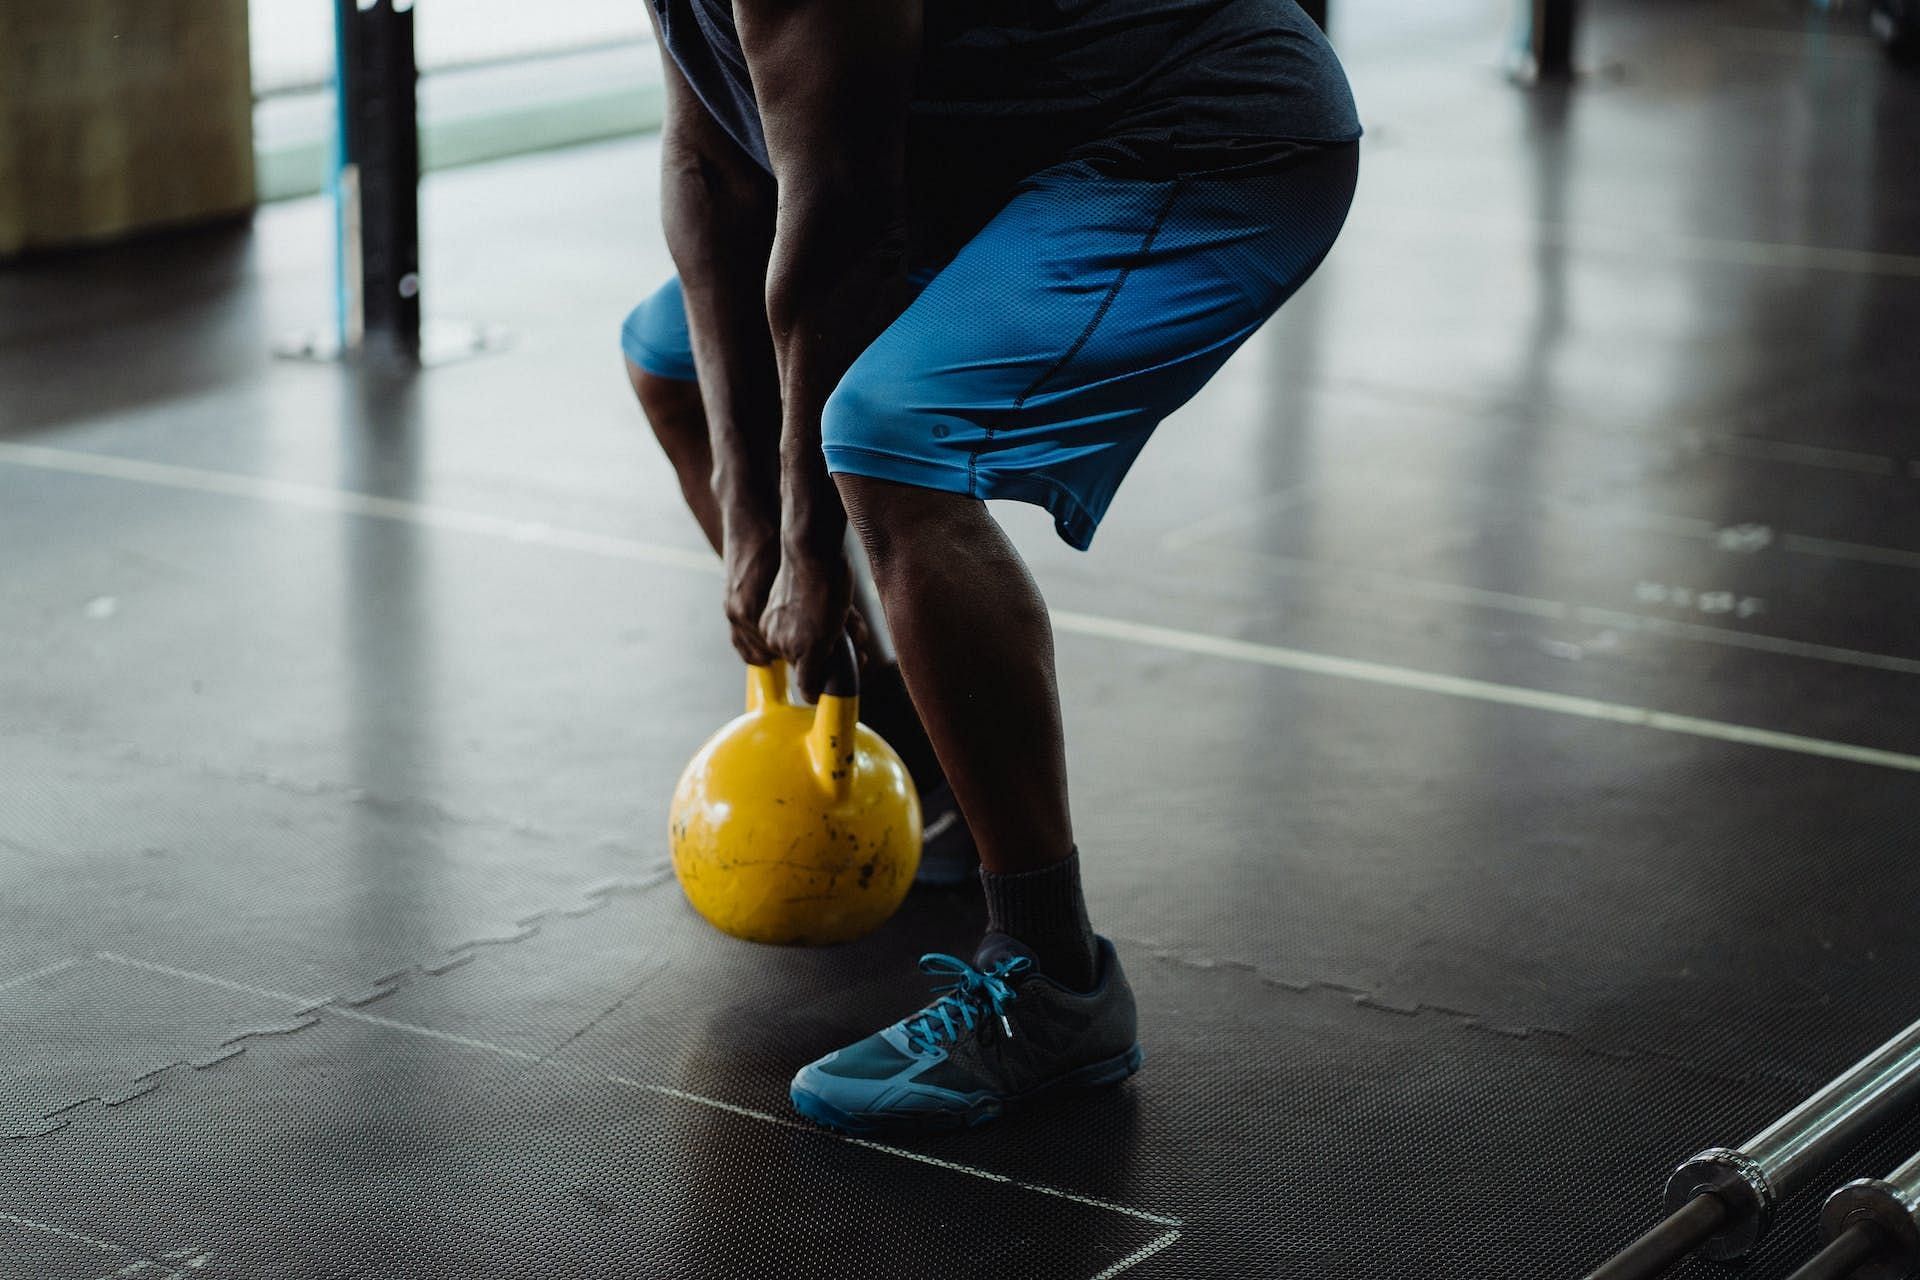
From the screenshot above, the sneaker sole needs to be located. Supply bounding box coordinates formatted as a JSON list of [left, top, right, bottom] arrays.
[[790, 1042, 1145, 1136]]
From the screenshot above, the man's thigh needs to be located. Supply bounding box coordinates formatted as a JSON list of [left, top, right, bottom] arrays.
[[821, 143, 1360, 550]]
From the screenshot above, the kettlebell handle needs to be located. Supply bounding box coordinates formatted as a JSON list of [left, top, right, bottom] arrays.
[[743, 634, 859, 708], [745, 662, 788, 712], [744, 634, 860, 802], [819, 631, 859, 700]]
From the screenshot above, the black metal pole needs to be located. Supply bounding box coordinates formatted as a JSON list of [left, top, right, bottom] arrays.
[[1530, 0, 1578, 79], [1808, 1151, 1920, 1280], [1784, 1223, 1887, 1280], [1583, 1192, 1727, 1280], [335, 0, 421, 362]]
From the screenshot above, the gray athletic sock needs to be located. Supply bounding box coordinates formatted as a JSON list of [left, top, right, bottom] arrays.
[[978, 850, 1098, 992]]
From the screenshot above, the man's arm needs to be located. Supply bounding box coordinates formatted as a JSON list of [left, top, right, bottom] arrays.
[[735, 0, 921, 694], [650, 29, 786, 664]]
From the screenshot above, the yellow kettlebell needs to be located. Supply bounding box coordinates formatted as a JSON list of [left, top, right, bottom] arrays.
[[669, 641, 922, 945]]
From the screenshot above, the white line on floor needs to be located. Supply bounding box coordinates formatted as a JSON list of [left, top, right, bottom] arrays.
[[609, 1078, 1181, 1229], [93, 953, 1185, 1238], [94, 952, 545, 1062], [1571, 605, 1920, 677], [1602, 224, 1920, 279], [840, 1135, 1182, 1227], [1316, 374, 1906, 481], [1167, 513, 1920, 675], [1088, 1228, 1184, 1280], [1355, 208, 1920, 281], [1715, 434, 1901, 476], [0, 1209, 197, 1279], [0, 442, 715, 575], [0, 957, 82, 994], [610, 1078, 798, 1127], [96, 952, 323, 1007], [1784, 531, 1920, 572], [1050, 610, 1920, 774], [6, 440, 1919, 774], [1177, 540, 1920, 676], [981, 1174, 1184, 1230], [325, 1007, 546, 1062], [0, 1209, 129, 1256], [1193, 543, 1578, 620], [0, 1217, 216, 1280]]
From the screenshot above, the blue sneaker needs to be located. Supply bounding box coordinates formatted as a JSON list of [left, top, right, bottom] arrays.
[[789, 936, 1142, 1134]]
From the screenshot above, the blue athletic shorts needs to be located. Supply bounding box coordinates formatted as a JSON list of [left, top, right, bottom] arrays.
[[621, 142, 1358, 549]]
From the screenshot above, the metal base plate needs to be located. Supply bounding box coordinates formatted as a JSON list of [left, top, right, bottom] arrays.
[[273, 320, 514, 368]]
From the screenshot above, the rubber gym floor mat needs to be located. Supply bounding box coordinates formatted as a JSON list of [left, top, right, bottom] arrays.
[[2, 991, 1171, 1279], [5, 471, 1918, 1129], [9, 426, 1916, 1095], [0, 1210, 197, 1279], [0, 956, 303, 1138], [0, 457, 741, 848], [5, 452, 1916, 1104], [1056, 625, 1920, 1095], [4, 341, 1917, 1109], [1137, 451, 1920, 729], [10, 867, 1920, 1279], [0, 726, 647, 1050]]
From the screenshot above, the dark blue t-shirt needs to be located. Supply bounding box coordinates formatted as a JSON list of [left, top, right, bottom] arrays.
[[651, 0, 1361, 180]]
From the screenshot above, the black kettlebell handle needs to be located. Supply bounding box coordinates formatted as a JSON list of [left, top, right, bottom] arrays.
[[820, 630, 859, 701]]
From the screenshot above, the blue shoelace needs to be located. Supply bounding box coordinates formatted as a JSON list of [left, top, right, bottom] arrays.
[[900, 953, 1034, 1054]]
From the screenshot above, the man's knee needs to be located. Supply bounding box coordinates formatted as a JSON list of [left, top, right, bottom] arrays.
[[837, 472, 980, 573], [820, 360, 902, 462], [627, 357, 705, 441], [826, 364, 910, 556], [827, 361, 983, 556], [619, 278, 699, 384], [628, 358, 699, 415], [835, 471, 901, 569], [619, 300, 652, 370]]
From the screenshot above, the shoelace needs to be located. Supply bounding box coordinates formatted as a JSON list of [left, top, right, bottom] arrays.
[[900, 953, 1033, 1054]]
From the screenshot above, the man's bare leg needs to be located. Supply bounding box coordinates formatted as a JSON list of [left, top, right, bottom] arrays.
[[836, 473, 1095, 986], [627, 361, 725, 552]]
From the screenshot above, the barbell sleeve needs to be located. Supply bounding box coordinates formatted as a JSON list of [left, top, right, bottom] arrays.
[[1584, 1013, 1920, 1279], [1804, 1145, 1920, 1280], [1665, 1014, 1920, 1261]]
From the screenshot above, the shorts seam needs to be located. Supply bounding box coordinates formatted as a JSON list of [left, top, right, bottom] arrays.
[[964, 177, 1188, 499], [829, 443, 1099, 550], [824, 442, 973, 478], [622, 329, 698, 383]]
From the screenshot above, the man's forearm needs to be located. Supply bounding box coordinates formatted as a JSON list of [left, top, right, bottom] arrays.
[[765, 200, 911, 564], [660, 125, 781, 529], [736, 0, 919, 571]]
